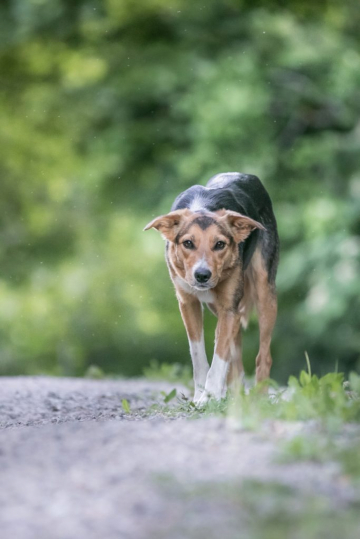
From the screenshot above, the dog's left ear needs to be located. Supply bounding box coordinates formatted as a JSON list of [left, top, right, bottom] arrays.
[[218, 210, 265, 243], [143, 209, 191, 241]]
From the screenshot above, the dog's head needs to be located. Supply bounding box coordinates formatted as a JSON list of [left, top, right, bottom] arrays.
[[144, 209, 265, 290]]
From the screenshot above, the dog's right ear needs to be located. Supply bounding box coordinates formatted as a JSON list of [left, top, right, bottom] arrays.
[[143, 209, 191, 241]]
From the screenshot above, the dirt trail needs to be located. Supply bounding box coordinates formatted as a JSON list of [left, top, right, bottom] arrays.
[[0, 377, 358, 539]]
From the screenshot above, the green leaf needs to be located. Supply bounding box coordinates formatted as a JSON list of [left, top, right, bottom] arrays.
[[299, 370, 311, 387], [305, 351, 311, 377], [122, 399, 131, 413], [164, 388, 177, 403]]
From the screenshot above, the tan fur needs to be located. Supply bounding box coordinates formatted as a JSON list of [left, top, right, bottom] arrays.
[[167, 222, 239, 289], [250, 250, 277, 383], [177, 296, 203, 343], [143, 209, 193, 242], [144, 209, 276, 397]]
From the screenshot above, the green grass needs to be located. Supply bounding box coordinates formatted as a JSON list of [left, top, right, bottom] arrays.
[[146, 368, 360, 426], [150, 477, 360, 539], [143, 359, 192, 387], [144, 353, 360, 426], [144, 367, 360, 483], [226, 369, 360, 429], [141, 364, 360, 537], [131, 363, 360, 537], [278, 429, 360, 482]]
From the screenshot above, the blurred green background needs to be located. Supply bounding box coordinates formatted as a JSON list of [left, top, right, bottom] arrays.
[[0, 0, 359, 381]]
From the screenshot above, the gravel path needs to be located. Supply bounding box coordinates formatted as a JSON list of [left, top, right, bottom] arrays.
[[0, 377, 359, 539]]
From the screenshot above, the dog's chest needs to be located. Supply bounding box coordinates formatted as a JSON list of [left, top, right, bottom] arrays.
[[175, 277, 215, 304], [194, 288, 215, 304]]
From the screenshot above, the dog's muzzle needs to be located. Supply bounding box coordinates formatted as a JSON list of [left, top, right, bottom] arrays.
[[194, 268, 212, 284]]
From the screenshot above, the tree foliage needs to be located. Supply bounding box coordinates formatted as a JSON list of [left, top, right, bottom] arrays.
[[0, 0, 359, 379]]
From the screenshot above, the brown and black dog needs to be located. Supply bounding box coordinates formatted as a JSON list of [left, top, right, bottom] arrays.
[[144, 172, 279, 405]]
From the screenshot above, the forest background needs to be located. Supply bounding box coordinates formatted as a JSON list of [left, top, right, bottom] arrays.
[[1, 0, 359, 382]]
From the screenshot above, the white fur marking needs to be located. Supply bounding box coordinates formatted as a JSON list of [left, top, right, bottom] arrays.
[[195, 288, 215, 304], [196, 354, 229, 405], [192, 256, 209, 273], [175, 276, 215, 304], [189, 335, 209, 401], [189, 194, 206, 212], [207, 173, 239, 189]]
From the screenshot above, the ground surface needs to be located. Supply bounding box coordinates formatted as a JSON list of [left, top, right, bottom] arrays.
[[0, 376, 359, 539]]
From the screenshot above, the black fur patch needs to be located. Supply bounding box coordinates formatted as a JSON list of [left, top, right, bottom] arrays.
[[174, 215, 232, 244], [192, 215, 216, 230], [232, 279, 244, 311], [171, 172, 279, 283]]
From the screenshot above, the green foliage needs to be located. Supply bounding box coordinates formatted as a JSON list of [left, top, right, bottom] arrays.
[[233, 370, 360, 428], [163, 388, 177, 403], [279, 432, 360, 481], [0, 1, 360, 379], [338, 442, 360, 480], [156, 476, 360, 539], [286, 371, 350, 422], [84, 364, 105, 379], [280, 435, 330, 463], [152, 370, 360, 427], [121, 398, 131, 414], [143, 360, 192, 386]]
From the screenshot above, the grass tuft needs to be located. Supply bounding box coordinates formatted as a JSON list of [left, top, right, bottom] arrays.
[[143, 359, 192, 387]]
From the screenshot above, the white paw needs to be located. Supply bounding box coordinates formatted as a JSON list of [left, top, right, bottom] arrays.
[[194, 355, 229, 406], [193, 392, 203, 404], [194, 391, 210, 407], [194, 387, 223, 407]]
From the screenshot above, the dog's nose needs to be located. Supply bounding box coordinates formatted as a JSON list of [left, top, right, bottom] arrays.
[[194, 268, 212, 283]]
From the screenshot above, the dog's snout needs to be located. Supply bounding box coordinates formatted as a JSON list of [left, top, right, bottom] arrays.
[[194, 268, 212, 284]]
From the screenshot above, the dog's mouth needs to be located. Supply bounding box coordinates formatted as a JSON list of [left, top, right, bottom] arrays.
[[191, 282, 215, 291]]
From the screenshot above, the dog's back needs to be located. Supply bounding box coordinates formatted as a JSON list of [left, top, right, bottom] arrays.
[[172, 172, 279, 285]]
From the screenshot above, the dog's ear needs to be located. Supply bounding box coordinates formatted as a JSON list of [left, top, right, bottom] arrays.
[[143, 209, 191, 241], [217, 210, 265, 243]]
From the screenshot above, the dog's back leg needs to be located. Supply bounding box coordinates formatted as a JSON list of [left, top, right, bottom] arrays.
[[251, 250, 277, 383], [226, 330, 244, 394]]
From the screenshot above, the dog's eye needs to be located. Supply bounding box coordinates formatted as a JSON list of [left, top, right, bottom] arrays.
[[183, 240, 194, 249], [214, 241, 226, 250]]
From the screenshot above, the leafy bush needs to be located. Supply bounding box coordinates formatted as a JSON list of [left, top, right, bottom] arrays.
[[0, 1, 360, 379]]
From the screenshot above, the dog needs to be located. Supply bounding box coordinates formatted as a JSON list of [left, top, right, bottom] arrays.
[[144, 172, 279, 405]]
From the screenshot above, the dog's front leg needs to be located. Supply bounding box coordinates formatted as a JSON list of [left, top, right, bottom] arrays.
[[197, 310, 241, 405], [178, 296, 209, 402]]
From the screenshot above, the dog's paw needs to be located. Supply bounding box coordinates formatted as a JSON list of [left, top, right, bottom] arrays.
[[194, 388, 222, 407], [194, 392, 210, 407], [193, 388, 205, 403], [193, 390, 205, 406]]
